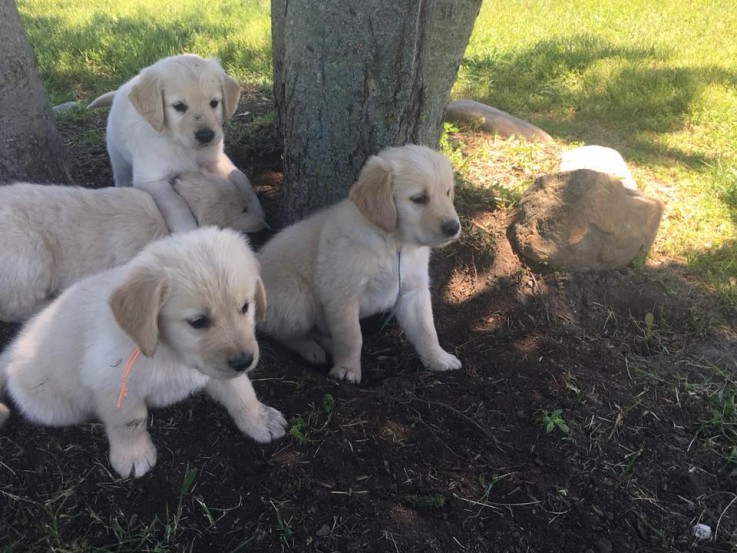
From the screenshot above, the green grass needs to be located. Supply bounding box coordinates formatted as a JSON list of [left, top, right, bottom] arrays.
[[29, 464, 232, 553], [18, 0, 737, 304], [678, 366, 737, 477], [17, 0, 272, 102]]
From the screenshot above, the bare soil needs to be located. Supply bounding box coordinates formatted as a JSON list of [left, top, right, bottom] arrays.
[[0, 99, 736, 552]]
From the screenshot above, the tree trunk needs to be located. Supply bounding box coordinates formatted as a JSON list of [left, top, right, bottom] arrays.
[[0, 0, 72, 184], [272, 0, 481, 224]]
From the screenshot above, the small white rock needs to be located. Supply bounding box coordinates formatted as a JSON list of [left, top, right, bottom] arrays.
[[692, 523, 712, 540], [560, 145, 637, 190]]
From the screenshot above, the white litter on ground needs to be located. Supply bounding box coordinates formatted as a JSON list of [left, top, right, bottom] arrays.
[[692, 523, 712, 540]]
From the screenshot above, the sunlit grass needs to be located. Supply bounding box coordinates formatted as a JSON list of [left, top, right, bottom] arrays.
[[17, 0, 271, 101]]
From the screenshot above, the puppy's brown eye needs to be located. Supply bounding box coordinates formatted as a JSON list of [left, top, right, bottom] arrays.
[[173, 102, 188, 113], [188, 315, 210, 329], [411, 194, 429, 205], [210, 99, 219, 109], [241, 302, 249, 315], [446, 189, 452, 197], [242, 206, 248, 214]]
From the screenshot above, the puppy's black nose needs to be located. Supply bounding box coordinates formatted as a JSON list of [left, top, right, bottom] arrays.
[[441, 220, 461, 237], [195, 128, 215, 144], [228, 351, 254, 372]]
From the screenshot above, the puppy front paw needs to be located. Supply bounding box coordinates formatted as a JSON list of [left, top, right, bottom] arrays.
[[424, 350, 462, 372], [294, 340, 327, 365], [329, 365, 362, 384], [109, 433, 157, 479], [238, 403, 288, 443]]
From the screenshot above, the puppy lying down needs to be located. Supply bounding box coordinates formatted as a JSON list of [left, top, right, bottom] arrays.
[[0, 171, 253, 323], [258, 144, 462, 383], [0, 227, 287, 478]]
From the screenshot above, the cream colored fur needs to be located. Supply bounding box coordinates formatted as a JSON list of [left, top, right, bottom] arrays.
[[0, 171, 255, 323], [0, 228, 286, 478], [258, 144, 462, 384], [91, 54, 266, 232]]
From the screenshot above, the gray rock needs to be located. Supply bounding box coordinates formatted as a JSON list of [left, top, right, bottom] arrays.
[[560, 145, 637, 190], [509, 169, 664, 271], [444, 99, 553, 143], [52, 101, 78, 112]]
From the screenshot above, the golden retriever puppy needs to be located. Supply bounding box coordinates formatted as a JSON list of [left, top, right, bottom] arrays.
[[258, 144, 462, 383], [0, 171, 255, 323], [0, 228, 287, 478], [89, 54, 266, 232]]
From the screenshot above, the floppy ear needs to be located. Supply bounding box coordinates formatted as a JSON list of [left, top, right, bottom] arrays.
[[128, 70, 165, 132], [108, 266, 169, 357], [221, 74, 241, 122], [254, 277, 267, 321], [348, 155, 396, 233]]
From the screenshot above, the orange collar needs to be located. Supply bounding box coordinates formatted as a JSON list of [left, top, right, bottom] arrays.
[[116, 346, 141, 409]]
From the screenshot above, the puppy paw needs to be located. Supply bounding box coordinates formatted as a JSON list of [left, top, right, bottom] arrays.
[[239, 403, 288, 443], [329, 365, 362, 384], [289, 339, 327, 364], [299, 342, 327, 364], [109, 433, 157, 479], [424, 350, 462, 372]]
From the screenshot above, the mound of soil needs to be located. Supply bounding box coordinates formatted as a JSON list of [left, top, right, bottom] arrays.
[[0, 101, 735, 552]]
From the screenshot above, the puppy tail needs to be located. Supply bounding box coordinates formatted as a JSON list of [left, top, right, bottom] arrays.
[[0, 347, 11, 427], [87, 90, 117, 109]]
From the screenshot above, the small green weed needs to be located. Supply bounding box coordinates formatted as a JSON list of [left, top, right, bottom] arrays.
[[542, 409, 570, 435], [164, 464, 198, 542], [404, 493, 446, 510], [321, 393, 335, 415], [288, 415, 308, 445], [287, 393, 336, 445], [620, 448, 642, 479], [269, 501, 294, 547], [475, 473, 512, 505], [722, 446, 737, 476], [644, 311, 655, 341]]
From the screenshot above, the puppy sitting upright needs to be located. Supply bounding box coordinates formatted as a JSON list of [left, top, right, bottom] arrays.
[[258, 144, 462, 383], [0, 228, 287, 478], [90, 54, 266, 232]]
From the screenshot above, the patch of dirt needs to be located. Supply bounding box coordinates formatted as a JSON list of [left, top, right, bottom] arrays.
[[1, 100, 736, 552]]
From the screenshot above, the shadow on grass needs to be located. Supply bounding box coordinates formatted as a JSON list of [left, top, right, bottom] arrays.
[[459, 33, 736, 143], [20, 11, 271, 102], [685, 241, 737, 304], [459, 33, 737, 219]]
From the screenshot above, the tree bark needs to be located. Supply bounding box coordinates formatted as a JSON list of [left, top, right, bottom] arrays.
[[0, 0, 72, 184], [272, 0, 481, 224]]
